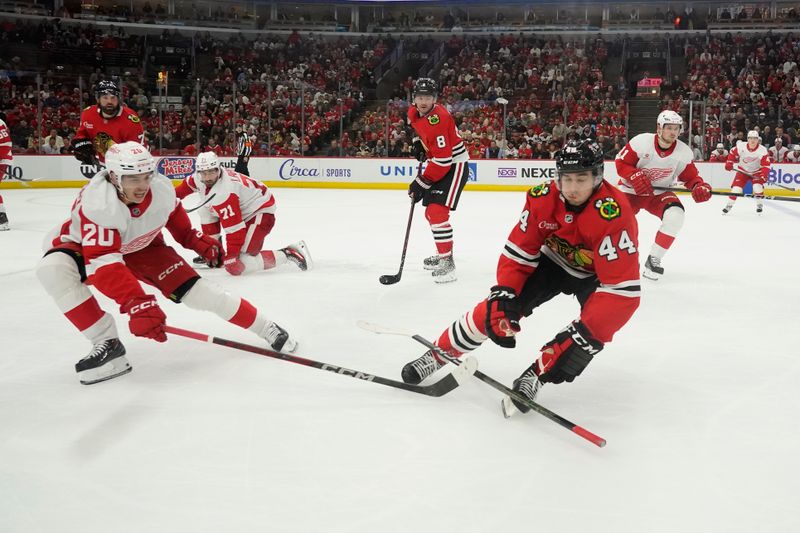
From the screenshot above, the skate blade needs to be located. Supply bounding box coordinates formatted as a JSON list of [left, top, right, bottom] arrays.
[[501, 396, 519, 419], [642, 270, 661, 281], [78, 360, 132, 385]]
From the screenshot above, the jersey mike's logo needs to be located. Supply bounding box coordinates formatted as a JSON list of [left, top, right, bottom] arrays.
[[427, 114, 440, 125], [595, 197, 621, 220]]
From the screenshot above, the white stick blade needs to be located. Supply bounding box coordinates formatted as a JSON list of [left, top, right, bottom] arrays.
[[450, 355, 478, 385], [355, 320, 412, 337]]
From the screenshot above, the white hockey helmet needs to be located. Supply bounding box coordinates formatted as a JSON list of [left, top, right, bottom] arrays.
[[196, 151, 221, 172], [716, 143, 724, 149], [747, 130, 760, 139], [793, 145, 800, 151], [656, 110, 683, 131], [105, 141, 155, 178]]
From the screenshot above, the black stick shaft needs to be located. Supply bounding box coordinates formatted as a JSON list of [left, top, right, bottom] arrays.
[[411, 335, 606, 447], [655, 186, 800, 203], [166, 325, 458, 397]]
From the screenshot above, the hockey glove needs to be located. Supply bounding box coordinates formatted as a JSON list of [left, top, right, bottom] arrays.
[[189, 231, 224, 268], [224, 256, 246, 276], [122, 295, 167, 342], [691, 181, 712, 203], [411, 137, 427, 162], [629, 170, 654, 195], [485, 285, 522, 349], [408, 175, 432, 203], [535, 320, 603, 384], [724, 161, 734, 171], [72, 138, 96, 165]]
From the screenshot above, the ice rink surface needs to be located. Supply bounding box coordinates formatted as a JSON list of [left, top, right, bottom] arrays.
[[1, 184, 798, 533]]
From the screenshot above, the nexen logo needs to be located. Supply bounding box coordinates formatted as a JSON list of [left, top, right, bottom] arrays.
[[498, 168, 517, 178], [522, 167, 556, 179], [158, 260, 185, 280]]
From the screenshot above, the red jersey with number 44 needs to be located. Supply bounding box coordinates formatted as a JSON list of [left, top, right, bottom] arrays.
[[75, 105, 146, 163], [497, 181, 641, 343], [408, 103, 469, 182]]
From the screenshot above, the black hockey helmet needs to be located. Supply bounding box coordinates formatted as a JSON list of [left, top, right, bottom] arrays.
[[413, 78, 438, 98], [95, 80, 120, 99], [555, 139, 605, 187]]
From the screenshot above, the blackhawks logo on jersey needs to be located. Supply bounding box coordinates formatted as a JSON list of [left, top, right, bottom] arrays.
[[427, 114, 440, 126], [595, 197, 621, 220], [94, 132, 116, 156], [544, 235, 594, 269], [127, 113, 140, 123], [528, 184, 551, 197]]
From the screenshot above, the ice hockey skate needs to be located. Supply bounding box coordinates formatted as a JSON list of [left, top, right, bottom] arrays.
[[431, 254, 456, 283], [0, 211, 9, 231], [263, 321, 297, 353], [423, 254, 443, 271], [280, 240, 312, 271], [756, 204, 763, 215], [401, 349, 445, 385], [722, 202, 734, 215], [642, 255, 664, 281], [501, 364, 542, 418], [75, 338, 131, 385]]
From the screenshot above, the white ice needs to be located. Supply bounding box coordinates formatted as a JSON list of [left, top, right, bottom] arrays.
[[1, 185, 798, 533]]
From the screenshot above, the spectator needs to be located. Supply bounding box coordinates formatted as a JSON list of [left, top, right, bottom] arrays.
[[41, 136, 61, 154], [709, 143, 729, 161]]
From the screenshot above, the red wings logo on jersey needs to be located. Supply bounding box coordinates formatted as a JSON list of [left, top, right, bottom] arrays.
[[595, 197, 621, 221], [427, 114, 440, 125], [529, 184, 551, 197], [642, 168, 675, 180], [545, 235, 594, 268]]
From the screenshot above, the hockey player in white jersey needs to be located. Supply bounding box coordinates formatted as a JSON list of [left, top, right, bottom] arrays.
[[36, 142, 298, 385], [768, 139, 788, 163], [176, 152, 311, 276], [722, 130, 770, 214], [787, 145, 800, 162], [615, 110, 712, 280]]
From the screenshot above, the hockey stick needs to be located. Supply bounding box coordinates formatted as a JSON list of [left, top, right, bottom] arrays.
[[185, 193, 216, 213], [165, 325, 477, 397], [734, 167, 796, 191], [357, 321, 607, 448], [654, 186, 800, 203], [379, 198, 416, 285]]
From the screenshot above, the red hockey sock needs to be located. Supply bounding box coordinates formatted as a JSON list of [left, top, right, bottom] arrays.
[[64, 296, 106, 332], [228, 298, 258, 329], [654, 231, 675, 250], [434, 299, 489, 362], [425, 203, 453, 255]]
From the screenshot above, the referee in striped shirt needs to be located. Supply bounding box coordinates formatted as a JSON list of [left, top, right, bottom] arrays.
[[235, 123, 252, 176]]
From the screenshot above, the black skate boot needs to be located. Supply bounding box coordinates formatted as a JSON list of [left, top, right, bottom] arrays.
[[642, 255, 664, 281], [263, 321, 297, 353], [192, 255, 207, 265], [431, 255, 456, 284], [75, 338, 131, 385], [423, 254, 442, 271], [0, 211, 9, 231], [401, 350, 445, 385], [501, 364, 543, 417], [722, 202, 734, 215]]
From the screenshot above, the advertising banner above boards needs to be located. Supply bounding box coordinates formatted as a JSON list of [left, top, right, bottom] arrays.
[[2, 155, 799, 196]]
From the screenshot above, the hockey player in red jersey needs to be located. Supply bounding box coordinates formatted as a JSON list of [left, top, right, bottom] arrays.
[[407, 78, 470, 283], [722, 130, 770, 215], [615, 110, 712, 280], [73, 80, 146, 165], [401, 140, 641, 415], [36, 142, 297, 385], [0, 113, 12, 230], [176, 151, 311, 276]]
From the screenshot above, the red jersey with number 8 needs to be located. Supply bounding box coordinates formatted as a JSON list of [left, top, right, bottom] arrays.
[[408, 103, 469, 182]]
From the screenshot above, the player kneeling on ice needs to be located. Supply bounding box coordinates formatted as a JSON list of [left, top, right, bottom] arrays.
[[176, 151, 311, 276], [402, 140, 641, 415], [615, 110, 712, 280], [36, 142, 297, 385]]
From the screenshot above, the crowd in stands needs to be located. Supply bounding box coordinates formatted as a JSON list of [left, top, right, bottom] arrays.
[[663, 31, 800, 161]]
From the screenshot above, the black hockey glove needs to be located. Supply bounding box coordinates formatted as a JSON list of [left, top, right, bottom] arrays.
[[535, 320, 603, 384], [72, 138, 96, 165], [485, 285, 521, 349], [408, 174, 432, 203], [411, 137, 427, 162]]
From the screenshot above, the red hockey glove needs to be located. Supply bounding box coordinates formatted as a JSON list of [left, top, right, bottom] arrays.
[[724, 161, 734, 171], [629, 170, 654, 195], [485, 285, 522, 349], [535, 320, 603, 384], [691, 181, 712, 203], [408, 175, 432, 204], [224, 256, 246, 276], [121, 295, 167, 342], [189, 231, 223, 268]]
